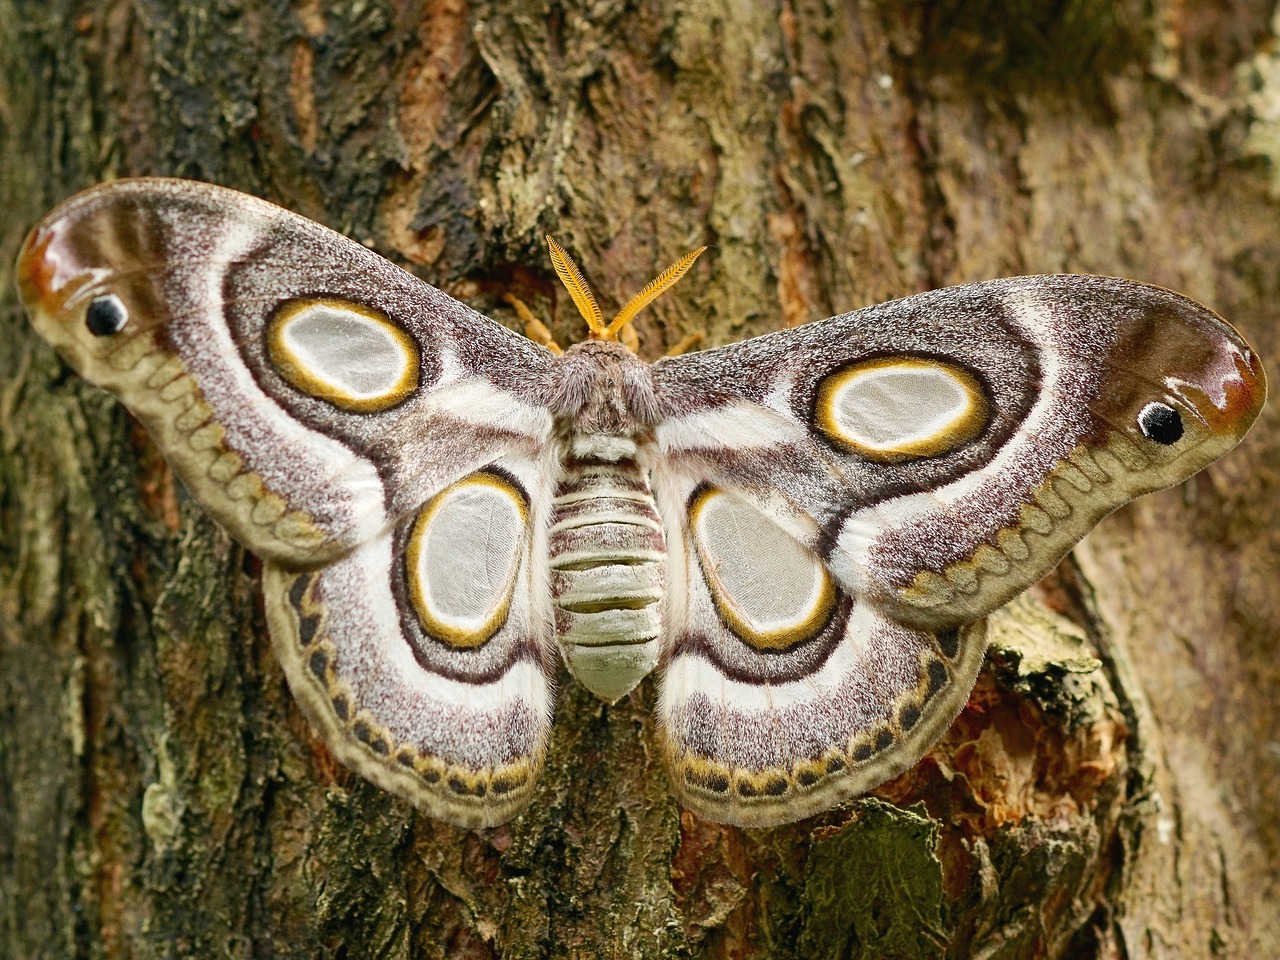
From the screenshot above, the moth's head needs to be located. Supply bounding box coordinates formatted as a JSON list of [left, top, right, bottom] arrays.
[[1092, 282, 1266, 486]]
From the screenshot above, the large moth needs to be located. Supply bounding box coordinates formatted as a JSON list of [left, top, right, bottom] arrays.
[[17, 179, 1265, 828]]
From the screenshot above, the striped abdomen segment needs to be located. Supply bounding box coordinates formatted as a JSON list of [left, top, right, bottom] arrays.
[[549, 455, 665, 702]]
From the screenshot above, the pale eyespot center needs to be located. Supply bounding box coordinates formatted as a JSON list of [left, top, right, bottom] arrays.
[[406, 473, 527, 649], [689, 488, 835, 650], [267, 298, 420, 412], [815, 356, 988, 461]]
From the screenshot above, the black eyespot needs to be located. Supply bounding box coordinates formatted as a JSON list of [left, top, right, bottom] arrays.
[[1138, 402, 1183, 445], [85, 294, 129, 336]]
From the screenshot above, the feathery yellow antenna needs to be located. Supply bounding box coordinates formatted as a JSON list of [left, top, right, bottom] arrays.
[[545, 236, 707, 342], [546, 236, 606, 336], [605, 246, 707, 339]]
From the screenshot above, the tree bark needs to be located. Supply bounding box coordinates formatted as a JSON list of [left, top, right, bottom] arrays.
[[2, 1, 1277, 957]]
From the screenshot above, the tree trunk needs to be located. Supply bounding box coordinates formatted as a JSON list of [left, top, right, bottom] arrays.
[[2, 1, 1277, 957]]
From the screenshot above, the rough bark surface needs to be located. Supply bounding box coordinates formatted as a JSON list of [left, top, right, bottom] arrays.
[[1, 1, 1276, 958]]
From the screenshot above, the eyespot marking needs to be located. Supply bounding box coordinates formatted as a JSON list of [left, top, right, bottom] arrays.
[[1138, 402, 1184, 445], [689, 487, 836, 650], [406, 472, 527, 649], [815, 356, 989, 462], [267, 298, 420, 412], [86, 294, 128, 336]]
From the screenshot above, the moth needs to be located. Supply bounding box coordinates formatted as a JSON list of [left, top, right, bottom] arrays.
[[18, 179, 1265, 828]]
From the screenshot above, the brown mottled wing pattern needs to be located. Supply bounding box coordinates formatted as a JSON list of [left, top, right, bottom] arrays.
[[650, 277, 1264, 825], [17, 179, 559, 827]]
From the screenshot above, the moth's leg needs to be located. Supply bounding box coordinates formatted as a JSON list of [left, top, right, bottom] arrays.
[[504, 293, 563, 355], [664, 330, 705, 357]]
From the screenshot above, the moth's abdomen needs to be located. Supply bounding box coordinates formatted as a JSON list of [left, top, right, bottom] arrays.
[[549, 451, 665, 702]]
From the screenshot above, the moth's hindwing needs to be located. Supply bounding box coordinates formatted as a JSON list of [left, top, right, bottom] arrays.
[[264, 459, 555, 826], [656, 479, 986, 826]]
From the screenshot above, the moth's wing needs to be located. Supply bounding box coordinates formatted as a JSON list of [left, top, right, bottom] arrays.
[[652, 276, 1265, 628], [651, 276, 1264, 826], [19, 179, 560, 826], [653, 473, 985, 826], [264, 453, 557, 827], [17, 178, 555, 568]]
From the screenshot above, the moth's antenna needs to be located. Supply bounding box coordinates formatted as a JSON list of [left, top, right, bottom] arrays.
[[546, 237, 707, 342], [606, 246, 707, 339], [546, 236, 607, 337]]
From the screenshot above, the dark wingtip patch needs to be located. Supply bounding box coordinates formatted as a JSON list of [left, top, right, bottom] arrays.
[[938, 628, 961, 660]]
